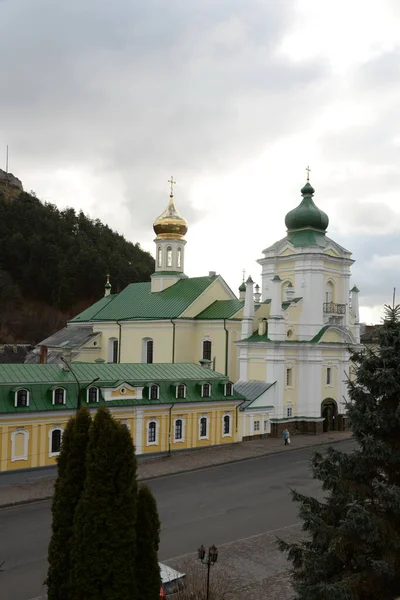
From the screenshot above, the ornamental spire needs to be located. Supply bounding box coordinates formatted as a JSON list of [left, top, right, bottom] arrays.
[[306, 165, 311, 182], [168, 176, 176, 201]]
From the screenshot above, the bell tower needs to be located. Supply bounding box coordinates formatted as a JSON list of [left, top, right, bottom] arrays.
[[151, 177, 188, 292]]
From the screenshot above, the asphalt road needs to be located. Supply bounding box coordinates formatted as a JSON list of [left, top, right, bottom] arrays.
[[0, 440, 354, 600]]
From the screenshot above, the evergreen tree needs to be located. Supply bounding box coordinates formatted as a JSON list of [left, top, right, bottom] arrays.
[[136, 484, 162, 600], [278, 304, 400, 599], [70, 408, 137, 600], [47, 406, 91, 600]]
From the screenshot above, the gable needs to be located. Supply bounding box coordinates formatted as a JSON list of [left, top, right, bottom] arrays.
[[180, 276, 237, 318], [318, 326, 354, 344], [323, 248, 340, 257], [279, 247, 295, 256]]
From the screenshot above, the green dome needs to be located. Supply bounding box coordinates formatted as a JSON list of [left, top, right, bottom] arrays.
[[285, 182, 329, 232], [239, 282, 246, 292]]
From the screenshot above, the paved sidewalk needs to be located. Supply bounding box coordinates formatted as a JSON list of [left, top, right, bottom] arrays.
[[0, 431, 353, 508]]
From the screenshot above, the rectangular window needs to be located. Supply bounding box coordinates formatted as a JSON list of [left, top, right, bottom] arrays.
[[175, 419, 183, 440], [286, 368, 293, 387], [87, 387, 98, 403], [177, 384, 186, 399], [112, 339, 118, 363], [202, 384, 211, 398], [202, 340, 212, 361], [287, 407, 293, 418], [326, 367, 331, 385], [148, 422, 156, 443], [223, 415, 231, 435], [54, 389, 65, 405], [264, 420, 268, 432], [253, 420, 260, 432], [200, 417, 208, 438], [146, 340, 153, 364], [51, 430, 62, 454]]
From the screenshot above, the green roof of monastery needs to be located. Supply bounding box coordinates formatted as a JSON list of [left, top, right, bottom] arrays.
[[194, 299, 244, 320], [240, 325, 334, 344], [263, 231, 350, 253], [71, 275, 217, 322]]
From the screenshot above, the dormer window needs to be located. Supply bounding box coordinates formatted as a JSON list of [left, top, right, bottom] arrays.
[[225, 382, 233, 396], [87, 387, 99, 403], [176, 384, 186, 399], [202, 383, 211, 398], [150, 384, 159, 400], [15, 389, 29, 408], [53, 388, 66, 406]]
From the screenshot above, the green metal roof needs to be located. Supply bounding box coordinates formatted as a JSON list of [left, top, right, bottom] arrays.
[[239, 325, 340, 345], [263, 232, 350, 253], [70, 294, 116, 322], [194, 299, 244, 320], [71, 275, 217, 322], [281, 297, 303, 311]]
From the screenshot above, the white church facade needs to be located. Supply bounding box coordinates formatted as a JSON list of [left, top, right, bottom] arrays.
[[30, 176, 361, 437]]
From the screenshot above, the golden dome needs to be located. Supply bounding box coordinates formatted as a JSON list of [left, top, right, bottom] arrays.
[[153, 194, 188, 240]]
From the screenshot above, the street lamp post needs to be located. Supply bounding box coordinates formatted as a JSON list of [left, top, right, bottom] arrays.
[[197, 544, 218, 600], [60, 356, 99, 410]]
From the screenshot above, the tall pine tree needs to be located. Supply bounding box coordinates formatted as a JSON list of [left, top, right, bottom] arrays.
[[278, 304, 400, 599], [136, 484, 162, 600], [47, 406, 91, 600], [69, 408, 137, 600]]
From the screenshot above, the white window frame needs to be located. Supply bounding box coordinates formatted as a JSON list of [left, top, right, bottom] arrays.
[[222, 413, 232, 437], [202, 339, 212, 361], [86, 386, 99, 403], [173, 417, 185, 443], [166, 246, 173, 267], [199, 415, 209, 440], [176, 384, 186, 399], [108, 337, 119, 363], [149, 384, 160, 400], [14, 389, 30, 408], [11, 428, 29, 462], [157, 246, 162, 268], [287, 407, 293, 418], [224, 382, 233, 396], [201, 383, 212, 398], [253, 419, 260, 433], [49, 425, 64, 458], [52, 388, 66, 406], [177, 246, 182, 268], [147, 419, 158, 445]]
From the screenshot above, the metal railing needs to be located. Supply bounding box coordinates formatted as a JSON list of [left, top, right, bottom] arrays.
[[323, 302, 346, 314]]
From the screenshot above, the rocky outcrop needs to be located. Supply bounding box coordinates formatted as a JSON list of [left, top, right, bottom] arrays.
[[0, 168, 23, 190]]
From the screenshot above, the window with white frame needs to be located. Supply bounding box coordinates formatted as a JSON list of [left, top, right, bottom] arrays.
[[223, 414, 231, 436], [199, 416, 209, 439], [157, 246, 162, 267], [253, 420, 260, 432], [146, 340, 153, 364], [202, 340, 212, 361], [149, 384, 159, 400], [87, 386, 99, 403], [287, 407, 293, 418], [286, 368, 293, 387], [147, 420, 157, 444], [225, 382, 233, 396], [49, 426, 63, 457], [174, 418, 184, 441], [166, 246, 172, 267], [11, 429, 29, 462], [15, 389, 29, 408], [108, 337, 119, 363], [326, 367, 332, 385], [202, 383, 211, 398], [264, 420, 268, 432], [177, 247, 182, 268], [53, 388, 66, 405], [176, 384, 186, 399]]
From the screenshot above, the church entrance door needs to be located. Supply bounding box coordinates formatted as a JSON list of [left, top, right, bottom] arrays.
[[321, 398, 338, 432]]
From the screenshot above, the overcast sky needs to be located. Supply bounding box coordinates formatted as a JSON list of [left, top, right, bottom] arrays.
[[1, 0, 400, 323]]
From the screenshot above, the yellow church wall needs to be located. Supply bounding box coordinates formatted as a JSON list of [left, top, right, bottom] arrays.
[[120, 323, 173, 363], [92, 325, 120, 362], [247, 361, 266, 382], [228, 325, 241, 381], [254, 303, 271, 321], [174, 323, 198, 364], [321, 331, 345, 343], [181, 279, 234, 319], [321, 363, 340, 402]]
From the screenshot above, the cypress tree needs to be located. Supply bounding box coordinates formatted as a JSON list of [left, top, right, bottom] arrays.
[[70, 408, 137, 600], [278, 304, 400, 599], [47, 406, 91, 600], [136, 484, 162, 600]]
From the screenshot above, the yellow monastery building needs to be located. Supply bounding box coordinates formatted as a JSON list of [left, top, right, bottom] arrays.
[[27, 174, 361, 440]]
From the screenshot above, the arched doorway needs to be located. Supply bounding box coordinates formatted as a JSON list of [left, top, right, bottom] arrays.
[[321, 398, 338, 432]]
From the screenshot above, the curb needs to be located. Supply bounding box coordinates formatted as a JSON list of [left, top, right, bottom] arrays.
[[0, 436, 353, 509]]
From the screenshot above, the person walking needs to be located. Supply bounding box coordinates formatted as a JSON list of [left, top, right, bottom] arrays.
[[283, 429, 290, 445]]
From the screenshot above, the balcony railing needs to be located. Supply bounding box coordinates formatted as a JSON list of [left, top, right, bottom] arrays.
[[323, 302, 346, 315]]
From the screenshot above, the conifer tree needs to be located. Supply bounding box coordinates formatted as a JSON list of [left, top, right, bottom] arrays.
[[70, 408, 137, 600], [278, 304, 400, 599], [136, 484, 162, 600], [47, 406, 91, 600]]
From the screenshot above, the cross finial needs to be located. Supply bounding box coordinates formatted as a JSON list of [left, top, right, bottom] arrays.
[[168, 176, 176, 196], [242, 268, 246, 282], [306, 165, 311, 182]]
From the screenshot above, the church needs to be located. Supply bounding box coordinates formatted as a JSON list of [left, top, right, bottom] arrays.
[[30, 173, 361, 437]]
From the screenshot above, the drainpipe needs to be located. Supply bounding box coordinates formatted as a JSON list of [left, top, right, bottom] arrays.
[[170, 319, 176, 363], [236, 399, 246, 433], [117, 321, 122, 363], [168, 403, 175, 456], [223, 319, 229, 376]]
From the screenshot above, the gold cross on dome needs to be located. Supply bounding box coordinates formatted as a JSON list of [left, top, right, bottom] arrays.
[[306, 165, 311, 182], [168, 176, 176, 196]]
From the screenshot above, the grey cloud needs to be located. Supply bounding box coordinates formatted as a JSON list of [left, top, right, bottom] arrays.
[[355, 47, 400, 89]]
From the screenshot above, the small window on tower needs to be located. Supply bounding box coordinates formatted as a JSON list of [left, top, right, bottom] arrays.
[[166, 246, 172, 267], [177, 247, 182, 268], [157, 246, 162, 267], [326, 367, 332, 385]]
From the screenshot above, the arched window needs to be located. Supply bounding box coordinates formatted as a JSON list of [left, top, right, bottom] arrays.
[[87, 387, 99, 403], [174, 418, 183, 441], [108, 337, 119, 363], [166, 246, 172, 267], [202, 383, 211, 398], [202, 340, 212, 361], [49, 427, 63, 456], [147, 420, 157, 444], [199, 416, 209, 439], [157, 246, 162, 267], [223, 414, 231, 436], [142, 337, 154, 363], [225, 382, 233, 396], [325, 281, 334, 304], [53, 388, 66, 405], [176, 384, 186, 399], [15, 389, 29, 408], [11, 429, 29, 462], [150, 384, 159, 400], [177, 247, 182, 268]]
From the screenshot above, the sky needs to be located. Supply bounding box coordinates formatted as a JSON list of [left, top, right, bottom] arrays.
[[1, 0, 400, 324]]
